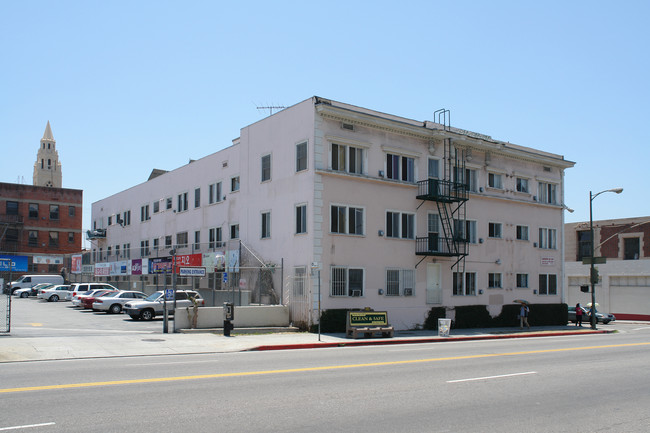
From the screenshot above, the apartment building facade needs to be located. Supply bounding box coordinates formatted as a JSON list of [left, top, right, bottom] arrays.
[[90, 97, 574, 329]]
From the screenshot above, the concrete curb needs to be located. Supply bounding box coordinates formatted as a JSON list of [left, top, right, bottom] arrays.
[[251, 329, 612, 351]]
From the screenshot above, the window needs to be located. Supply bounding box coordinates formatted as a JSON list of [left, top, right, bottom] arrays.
[[577, 230, 592, 261], [194, 231, 201, 251], [488, 222, 502, 238], [386, 153, 414, 182], [115, 244, 120, 257], [176, 232, 188, 249], [68, 232, 74, 243], [453, 272, 476, 296], [124, 243, 130, 259], [454, 219, 476, 243], [230, 224, 239, 239], [29, 203, 38, 218], [488, 173, 503, 189], [153, 201, 160, 213], [516, 225, 529, 241], [454, 167, 477, 192], [296, 141, 307, 172], [28, 230, 38, 247], [261, 154, 271, 182], [5, 229, 18, 244], [209, 227, 223, 249], [49, 231, 59, 247], [209, 182, 223, 204], [539, 274, 557, 295], [516, 178, 529, 193], [428, 158, 439, 178], [261, 211, 271, 239], [140, 240, 150, 257], [386, 269, 415, 296], [516, 274, 529, 288], [123, 210, 131, 226], [107, 246, 112, 257], [332, 143, 365, 174], [331, 267, 364, 297], [177, 192, 188, 212], [331, 205, 364, 235], [386, 211, 415, 239], [50, 205, 59, 220], [488, 273, 502, 289], [6, 201, 18, 215], [296, 204, 307, 234], [539, 228, 557, 249], [623, 237, 640, 260], [293, 267, 306, 296], [165, 235, 172, 249], [538, 182, 557, 204], [231, 176, 240, 192], [108, 216, 112, 226], [140, 205, 150, 222], [69, 206, 76, 217], [194, 188, 201, 208], [166, 197, 172, 210], [153, 238, 159, 251]]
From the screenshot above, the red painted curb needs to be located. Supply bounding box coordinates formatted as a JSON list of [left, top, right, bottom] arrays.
[[251, 330, 611, 351]]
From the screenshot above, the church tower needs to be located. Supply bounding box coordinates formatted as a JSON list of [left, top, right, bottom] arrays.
[[33, 121, 62, 188]]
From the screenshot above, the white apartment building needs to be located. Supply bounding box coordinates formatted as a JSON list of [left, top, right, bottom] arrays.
[[90, 97, 575, 330]]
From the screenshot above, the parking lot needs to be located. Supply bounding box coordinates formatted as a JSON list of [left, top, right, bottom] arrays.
[[7, 295, 166, 337]]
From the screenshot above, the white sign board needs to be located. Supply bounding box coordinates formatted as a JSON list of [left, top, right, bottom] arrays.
[[179, 267, 206, 277]]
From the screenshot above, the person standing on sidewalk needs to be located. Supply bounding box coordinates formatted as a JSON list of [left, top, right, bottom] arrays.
[[520, 303, 530, 330], [575, 303, 584, 327]]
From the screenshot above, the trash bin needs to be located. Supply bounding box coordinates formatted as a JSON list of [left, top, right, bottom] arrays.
[[438, 318, 451, 337]]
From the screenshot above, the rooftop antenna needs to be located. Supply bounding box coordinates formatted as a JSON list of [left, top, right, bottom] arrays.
[[256, 105, 286, 116]]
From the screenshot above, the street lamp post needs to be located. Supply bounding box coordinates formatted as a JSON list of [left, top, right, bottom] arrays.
[[589, 188, 623, 330]]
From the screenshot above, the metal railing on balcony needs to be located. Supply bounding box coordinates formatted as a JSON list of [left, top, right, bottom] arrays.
[[416, 179, 468, 203], [415, 234, 468, 257], [0, 214, 24, 225]]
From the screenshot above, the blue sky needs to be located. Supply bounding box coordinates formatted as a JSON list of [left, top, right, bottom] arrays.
[[1, 1, 648, 248]]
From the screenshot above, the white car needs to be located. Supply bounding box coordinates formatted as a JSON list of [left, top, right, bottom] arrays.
[[13, 283, 53, 298], [37, 285, 72, 302], [68, 283, 118, 302], [92, 291, 147, 314]]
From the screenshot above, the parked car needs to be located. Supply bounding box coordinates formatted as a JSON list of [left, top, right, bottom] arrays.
[[568, 306, 616, 324], [80, 290, 118, 309], [92, 291, 147, 314], [123, 290, 204, 321], [72, 288, 117, 307], [37, 285, 72, 302], [68, 283, 118, 302], [13, 283, 53, 298], [6, 274, 64, 295]]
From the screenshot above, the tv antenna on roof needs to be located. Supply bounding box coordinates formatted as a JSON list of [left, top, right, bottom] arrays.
[[256, 105, 286, 116]]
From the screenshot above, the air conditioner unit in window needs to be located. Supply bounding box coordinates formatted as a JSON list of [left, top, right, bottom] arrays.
[[404, 288, 413, 296], [351, 290, 361, 297], [378, 170, 385, 177]]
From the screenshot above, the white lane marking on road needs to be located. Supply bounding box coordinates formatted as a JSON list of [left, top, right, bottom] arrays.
[[632, 327, 650, 332], [0, 422, 56, 431], [127, 360, 219, 366], [447, 371, 537, 383], [11, 327, 155, 334]]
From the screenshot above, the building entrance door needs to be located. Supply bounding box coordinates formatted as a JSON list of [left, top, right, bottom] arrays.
[[426, 263, 442, 304]]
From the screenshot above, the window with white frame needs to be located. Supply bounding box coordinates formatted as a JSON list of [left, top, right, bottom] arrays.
[[386, 153, 414, 182], [140, 204, 150, 222], [488, 222, 502, 238], [331, 266, 364, 297], [194, 188, 201, 208], [427, 213, 440, 251], [115, 244, 120, 257], [230, 224, 239, 239], [332, 143, 364, 174], [261, 211, 271, 239], [488, 273, 502, 289], [231, 176, 240, 192], [177, 192, 188, 212], [516, 274, 529, 288], [166, 197, 172, 210], [488, 172, 503, 189], [539, 274, 557, 295], [539, 227, 557, 249], [140, 240, 150, 257], [516, 177, 529, 193], [209, 227, 222, 249], [453, 272, 476, 296], [153, 201, 160, 213], [176, 232, 188, 249], [331, 205, 364, 235], [296, 204, 307, 234], [454, 167, 477, 192], [386, 211, 415, 239], [516, 225, 529, 241], [293, 266, 306, 296], [454, 219, 476, 243], [261, 154, 271, 182], [209, 182, 223, 204], [386, 269, 415, 296], [538, 182, 557, 204], [428, 158, 439, 178], [296, 141, 307, 172], [194, 231, 201, 251], [165, 235, 172, 249], [123, 210, 131, 226], [124, 243, 130, 259]]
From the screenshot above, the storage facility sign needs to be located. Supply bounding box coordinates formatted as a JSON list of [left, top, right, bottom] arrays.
[[0, 255, 28, 272]]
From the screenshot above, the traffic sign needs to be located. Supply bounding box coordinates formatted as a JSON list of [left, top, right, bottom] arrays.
[[223, 272, 228, 283], [165, 289, 174, 300], [582, 257, 606, 265]]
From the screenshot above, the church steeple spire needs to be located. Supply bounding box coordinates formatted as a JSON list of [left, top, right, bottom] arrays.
[[33, 121, 62, 188]]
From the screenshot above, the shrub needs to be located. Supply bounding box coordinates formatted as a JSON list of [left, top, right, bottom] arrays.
[[315, 309, 348, 333], [454, 305, 492, 328], [423, 307, 447, 330]]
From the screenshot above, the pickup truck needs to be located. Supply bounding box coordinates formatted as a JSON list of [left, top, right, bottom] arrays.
[[123, 290, 204, 321]]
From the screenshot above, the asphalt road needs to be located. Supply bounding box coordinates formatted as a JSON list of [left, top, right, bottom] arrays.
[[1, 324, 649, 432]]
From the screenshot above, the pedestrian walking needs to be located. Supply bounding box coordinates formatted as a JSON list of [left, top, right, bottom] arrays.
[[575, 303, 584, 327], [520, 303, 530, 330]]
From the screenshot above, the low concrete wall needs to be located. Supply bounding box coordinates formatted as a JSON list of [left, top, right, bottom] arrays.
[[174, 305, 290, 331]]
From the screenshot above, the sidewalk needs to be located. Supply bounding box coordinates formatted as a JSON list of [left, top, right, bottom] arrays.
[[0, 325, 613, 363]]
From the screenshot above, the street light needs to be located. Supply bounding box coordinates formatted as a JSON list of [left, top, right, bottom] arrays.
[[589, 187, 623, 330]]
